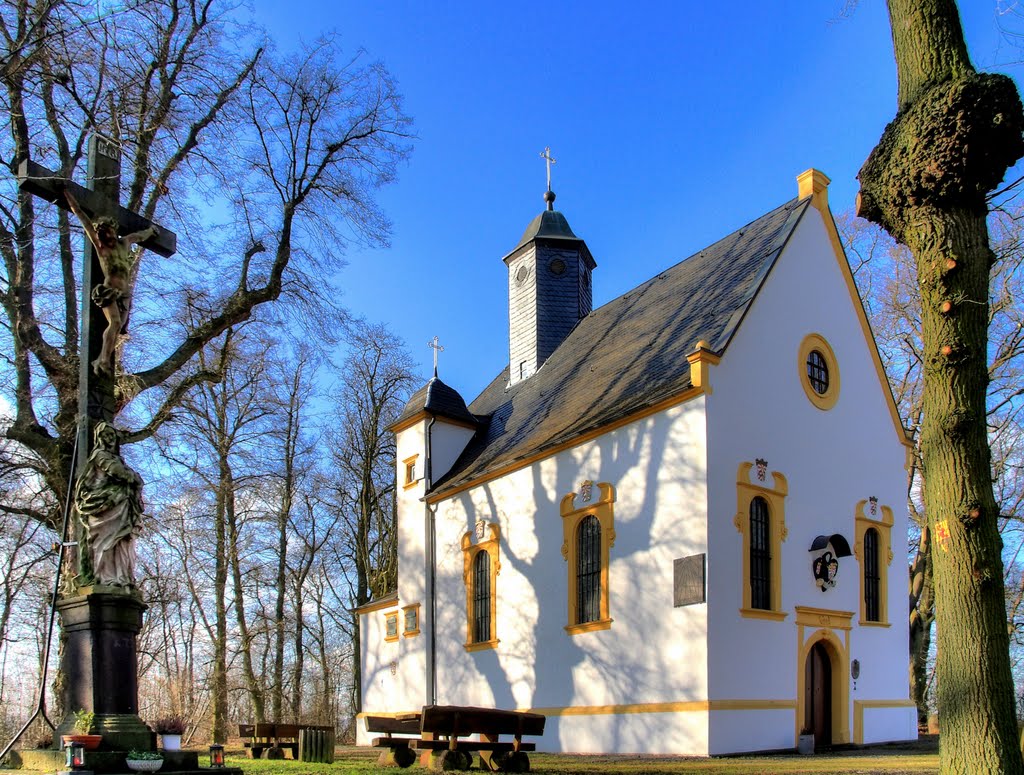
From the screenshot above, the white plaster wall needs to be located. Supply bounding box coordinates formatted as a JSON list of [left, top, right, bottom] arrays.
[[704, 205, 912, 754], [546, 711, 709, 756], [358, 602, 401, 743], [428, 397, 711, 753], [708, 710, 793, 754], [430, 422, 476, 483], [860, 706, 918, 745]]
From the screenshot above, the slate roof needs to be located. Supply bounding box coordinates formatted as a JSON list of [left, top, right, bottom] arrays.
[[395, 376, 478, 428], [507, 209, 586, 257], [430, 195, 813, 497]]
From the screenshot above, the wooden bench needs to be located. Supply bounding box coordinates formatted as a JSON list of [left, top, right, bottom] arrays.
[[238, 723, 334, 760], [414, 705, 544, 771], [366, 714, 421, 768]]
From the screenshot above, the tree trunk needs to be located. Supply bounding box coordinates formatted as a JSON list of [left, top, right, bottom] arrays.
[[858, 2, 1024, 771], [212, 473, 229, 744], [908, 526, 935, 727]]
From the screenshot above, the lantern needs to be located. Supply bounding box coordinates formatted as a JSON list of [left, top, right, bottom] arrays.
[[65, 741, 86, 770], [209, 744, 225, 768]]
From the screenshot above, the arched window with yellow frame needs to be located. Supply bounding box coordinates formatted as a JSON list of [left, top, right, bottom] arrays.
[[560, 482, 616, 635], [734, 461, 788, 620], [462, 523, 500, 651], [854, 498, 893, 626]]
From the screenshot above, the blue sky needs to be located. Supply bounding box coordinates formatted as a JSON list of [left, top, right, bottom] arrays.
[[253, 1, 1022, 402]]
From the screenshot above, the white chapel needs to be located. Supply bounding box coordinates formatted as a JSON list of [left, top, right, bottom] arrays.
[[356, 169, 918, 755]]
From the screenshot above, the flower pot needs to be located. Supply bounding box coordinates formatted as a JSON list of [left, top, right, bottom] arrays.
[[160, 734, 182, 751], [126, 759, 163, 772], [62, 734, 102, 751]]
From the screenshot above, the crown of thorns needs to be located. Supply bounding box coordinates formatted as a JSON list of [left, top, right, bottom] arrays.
[[93, 216, 118, 231]]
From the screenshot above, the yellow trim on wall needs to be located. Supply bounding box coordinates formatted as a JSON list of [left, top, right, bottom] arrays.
[[796, 169, 912, 449], [461, 523, 501, 651], [734, 462, 788, 619], [794, 626, 850, 746], [798, 333, 840, 411], [402, 454, 420, 490], [354, 596, 398, 615], [794, 606, 854, 631], [525, 699, 797, 717], [561, 483, 616, 634], [853, 699, 917, 744], [426, 387, 704, 503], [384, 611, 399, 643], [854, 499, 894, 626], [686, 340, 721, 395], [402, 603, 421, 638]]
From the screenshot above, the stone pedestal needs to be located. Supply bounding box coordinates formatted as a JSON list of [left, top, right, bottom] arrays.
[[55, 589, 153, 752]]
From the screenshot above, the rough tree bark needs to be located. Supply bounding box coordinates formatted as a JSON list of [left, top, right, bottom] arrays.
[[857, 1, 1024, 771]]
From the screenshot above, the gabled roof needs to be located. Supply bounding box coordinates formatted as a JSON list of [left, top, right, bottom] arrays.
[[429, 196, 813, 498]]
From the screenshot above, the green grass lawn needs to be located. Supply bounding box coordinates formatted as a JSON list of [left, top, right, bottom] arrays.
[[229, 742, 939, 775]]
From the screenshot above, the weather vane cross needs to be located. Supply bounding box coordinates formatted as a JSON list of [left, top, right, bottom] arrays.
[[540, 146, 556, 192], [428, 335, 444, 376]]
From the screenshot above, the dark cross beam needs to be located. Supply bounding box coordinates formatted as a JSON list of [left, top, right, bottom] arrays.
[[17, 134, 176, 472]]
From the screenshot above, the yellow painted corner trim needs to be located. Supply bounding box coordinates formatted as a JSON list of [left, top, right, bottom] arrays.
[[798, 333, 840, 410], [686, 341, 722, 395], [853, 699, 917, 744], [739, 608, 788, 622], [426, 386, 704, 503]]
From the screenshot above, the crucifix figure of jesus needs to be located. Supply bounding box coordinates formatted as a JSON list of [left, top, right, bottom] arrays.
[[428, 335, 444, 377], [17, 133, 176, 468]]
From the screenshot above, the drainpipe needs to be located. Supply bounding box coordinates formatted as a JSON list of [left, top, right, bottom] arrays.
[[424, 415, 438, 706]]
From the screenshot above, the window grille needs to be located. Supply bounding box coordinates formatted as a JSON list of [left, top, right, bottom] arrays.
[[864, 527, 880, 622], [577, 516, 602, 624], [807, 350, 829, 395], [473, 550, 491, 642], [750, 497, 771, 610]]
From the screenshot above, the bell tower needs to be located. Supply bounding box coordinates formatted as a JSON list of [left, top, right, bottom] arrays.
[[503, 148, 595, 386]]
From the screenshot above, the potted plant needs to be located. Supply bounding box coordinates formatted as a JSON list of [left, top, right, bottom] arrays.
[[153, 716, 187, 751], [797, 727, 815, 755], [125, 750, 164, 772], [61, 709, 102, 751]]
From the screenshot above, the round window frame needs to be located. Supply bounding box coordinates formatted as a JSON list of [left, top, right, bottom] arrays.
[[798, 333, 840, 410]]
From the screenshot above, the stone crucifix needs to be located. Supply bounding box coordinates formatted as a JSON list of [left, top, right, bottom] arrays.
[[428, 335, 444, 377]]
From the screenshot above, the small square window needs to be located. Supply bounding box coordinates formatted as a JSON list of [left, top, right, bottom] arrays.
[[403, 604, 420, 637], [384, 611, 399, 642], [402, 455, 419, 489]]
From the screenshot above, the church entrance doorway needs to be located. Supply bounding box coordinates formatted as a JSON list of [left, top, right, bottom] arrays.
[[804, 641, 832, 750]]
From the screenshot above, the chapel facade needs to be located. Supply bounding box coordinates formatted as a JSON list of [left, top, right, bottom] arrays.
[[356, 170, 918, 755]]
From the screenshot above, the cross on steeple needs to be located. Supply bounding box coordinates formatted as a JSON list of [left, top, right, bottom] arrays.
[[428, 335, 444, 377], [540, 146, 556, 192]]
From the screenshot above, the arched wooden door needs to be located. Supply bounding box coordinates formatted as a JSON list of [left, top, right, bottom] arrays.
[[804, 641, 832, 750]]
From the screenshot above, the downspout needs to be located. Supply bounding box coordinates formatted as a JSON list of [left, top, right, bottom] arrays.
[[424, 414, 438, 707]]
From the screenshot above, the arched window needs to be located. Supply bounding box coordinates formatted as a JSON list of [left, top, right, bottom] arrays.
[[577, 516, 602, 624], [864, 527, 880, 622], [461, 524, 500, 651], [472, 550, 491, 643], [750, 496, 771, 610]]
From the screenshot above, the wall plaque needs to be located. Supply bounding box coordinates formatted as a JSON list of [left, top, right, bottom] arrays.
[[673, 554, 706, 607]]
